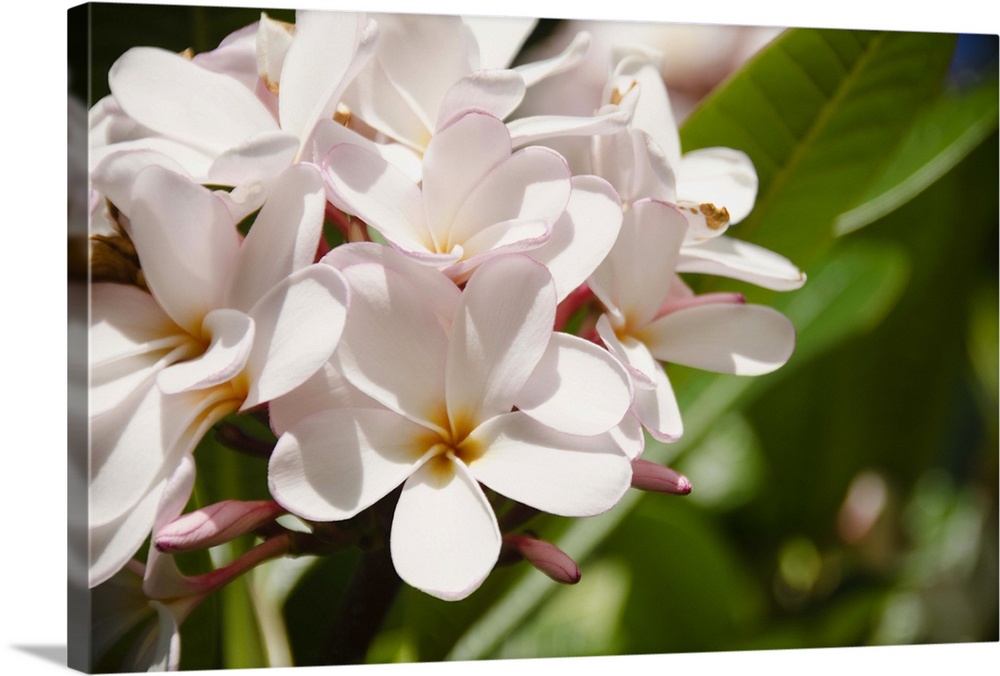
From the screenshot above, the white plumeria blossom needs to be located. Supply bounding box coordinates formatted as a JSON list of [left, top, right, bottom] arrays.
[[89, 163, 349, 587], [322, 108, 623, 294], [589, 198, 797, 441], [90, 10, 377, 198], [342, 12, 632, 170], [596, 52, 806, 291], [269, 252, 637, 600]]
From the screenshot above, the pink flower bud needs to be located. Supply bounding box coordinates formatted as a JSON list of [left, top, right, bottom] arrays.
[[154, 500, 286, 553], [630, 459, 692, 495], [504, 534, 581, 584]]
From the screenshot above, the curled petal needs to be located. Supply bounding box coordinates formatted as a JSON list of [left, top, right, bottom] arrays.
[[677, 147, 758, 225], [435, 71, 526, 130], [156, 309, 254, 395], [677, 236, 807, 291], [632, 365, 684, 443], [242, 264, 350, 409]]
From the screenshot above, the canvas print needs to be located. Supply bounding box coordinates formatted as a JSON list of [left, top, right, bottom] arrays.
[[67, 3, 998, 672]]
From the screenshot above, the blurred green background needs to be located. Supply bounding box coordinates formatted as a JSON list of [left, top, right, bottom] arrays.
[[79, 4, 998, 669]]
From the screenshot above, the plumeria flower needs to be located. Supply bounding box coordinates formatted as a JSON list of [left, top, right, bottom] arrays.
[[600, 53, 806, 290], [342, 12, 631, 175], [89, 164, 348, 587], [269, 252, 637, 600], [322, 108, 623, 292], [589, 198, 797, 441], [90, 10, 377, 201]]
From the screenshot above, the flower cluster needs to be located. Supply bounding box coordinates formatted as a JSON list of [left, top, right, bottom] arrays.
[[88, 9, 803, 663]]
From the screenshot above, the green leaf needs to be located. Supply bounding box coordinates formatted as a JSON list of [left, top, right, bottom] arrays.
[[446, 241, 909, 661], [835, 78, 1000, 235], [681, 29, 956, 265]]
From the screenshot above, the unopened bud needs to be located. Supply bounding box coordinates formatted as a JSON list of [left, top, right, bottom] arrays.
[[503, 534, 581, 585], [155, 500, 286, 553], [630, 459, 692, 495]]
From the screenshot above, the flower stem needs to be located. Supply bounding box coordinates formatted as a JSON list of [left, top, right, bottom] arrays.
[[315, 544, 401, 665]]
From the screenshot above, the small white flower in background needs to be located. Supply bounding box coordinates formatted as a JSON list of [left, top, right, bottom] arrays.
[[589, 198, 797, 441], [269, 252, 637, 600], [89, 164, 348, 587]]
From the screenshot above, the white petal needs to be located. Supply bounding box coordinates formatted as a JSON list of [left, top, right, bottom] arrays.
[[456, 218, 551, 263], [321, 242, 460, 331], [467, 413, 632, 516], [269, 408, 430, 521], [322, 142, 432, 254], [607, 55, 682, 168], [592, 128, 676, 205], [375, 14, 476, 131], [194, 21, 261, 91], [256, 13, 294, 91], [446, 255, 555, 425], [90, 139, 214, 188], [89, 283, 188, 369], [226, 163, 326, 312], [206, 130, 299, 187], [516, 332, 632, 436], [436, 71, 526, 130], [632, 365, 684, 442], [594, 314, 658, 389], [463, 15, 536, 70], [91, 148, 192, 215], [335, 263, 449, 428], [157, 309, 254, 395], [279, 12, 377, 146], [423, 110, 512, 251], [88, 285, 195, 421], [90, 380, 239, 528], [611, 414, 645, 460], [514, 30, 590, 88], [89, 477, 166, 587], [344, 58, 431, 152], [143, 456, 199, 601], [449, 146, 571, 248], [129, 166, 241, 335], [588, 199, 688, 328], [109, 47, 277, 154], [528, 175, 623, 303], [677, 147, 758, 225], [391, 458, 500, 601], [641, 303, 796, 375], [677, 235, 807, 291], [268, 361, 380, 436], [507, 106, 632, 148], [242, 264, 349, 408]]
